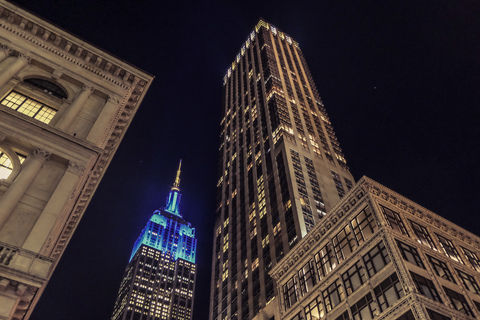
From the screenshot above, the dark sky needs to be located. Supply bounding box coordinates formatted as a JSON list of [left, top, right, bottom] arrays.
[[10, 1, 480, 320]]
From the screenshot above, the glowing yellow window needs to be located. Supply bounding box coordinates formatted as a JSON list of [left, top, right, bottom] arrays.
[[1, 91, 57, 124], [0, 151, 25, 180]]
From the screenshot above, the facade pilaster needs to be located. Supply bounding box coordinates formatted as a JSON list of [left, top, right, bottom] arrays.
[[0, 45, 12, 64], [55, 84, 93, 131], [22, 161, 84, 252], [86, 95, 120, 145], [0, 53, 29, 89], [0, 148, 50, 227]]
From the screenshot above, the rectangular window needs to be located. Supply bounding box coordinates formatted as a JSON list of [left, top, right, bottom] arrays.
[[397, 241, 425, 268], [426, 309, 451, 320], [461, 246, 480, 272], [410, 272, 441, 302], [443, 286, 474, 316], [304, 295, 325, 320], [315, 243, 337, 279], [283, 276, 299, 310], [342, 261, 367, 295], [1, 91, 57, 124], [290, 312, 302, 320], [335, 311, 350, 320], [350, 293, 376, 320], [437, 235, 463, 264], [374, 273, 404, 312], [381, 206, 408, 235], [322, 279, 345, 312], [410, 220, 436, 250], [351, 207, 377, 245], [456, 269, 480, 294], [427, 255, 455, 283], [333, 224, 357, 261], [298, 259, 317, 296], [363, 241, 391, 277], [395, 310, 415, 320]]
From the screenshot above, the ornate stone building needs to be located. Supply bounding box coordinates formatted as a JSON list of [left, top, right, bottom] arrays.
[[0, 1, 153, 319], [272, 176, 480, 320]]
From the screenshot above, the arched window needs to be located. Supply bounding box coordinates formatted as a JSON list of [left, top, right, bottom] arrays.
[[24, 78, 68, 99], [0, 150, 25, 180]]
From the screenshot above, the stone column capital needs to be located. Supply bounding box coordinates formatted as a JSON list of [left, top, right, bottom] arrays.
[[17, 53, 32, 64], [107, 95, 120, 105], [32, 148, 51, 164], [0, 44, 12, 56], [67, 161, 85, 175], [82, 84, 95, 94]]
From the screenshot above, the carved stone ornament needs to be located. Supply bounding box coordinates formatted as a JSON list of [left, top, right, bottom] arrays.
[[82, 83, 94, 94], [52, 70, 63, 80], [17, 52, 31, 63], [107, 95, 120, 105], [32, 148, 51, 163], [67, 161, 85, 175]]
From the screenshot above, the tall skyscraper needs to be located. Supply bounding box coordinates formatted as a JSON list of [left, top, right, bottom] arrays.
[[273, 176, 480, 320], [111, 162, 197, 320], [0, 1, 152, 319], [210, 20, 355, 320]]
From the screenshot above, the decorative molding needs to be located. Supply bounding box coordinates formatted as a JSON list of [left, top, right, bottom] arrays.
[[67, 161, 85, 176], [32, 148, 51, 164]]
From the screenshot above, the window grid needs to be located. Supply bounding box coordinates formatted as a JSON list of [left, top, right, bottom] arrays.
[[381, 206, 408, 235], [410, 220, 436, 250], [397, 241, 425, 268], [427, 255, 455, 283], [437, 234, 463, 264], [461, 247, 480, 272], [314, 243, 337, 280], [363, 241, 391, 278], [333, 225, 357, 262], [410, 272, 442, 302], [374, 273, 404, 312], [283, 276, 299, 310], [322, 279, 345, 312], [443, 286, 474, 316], [298, 260, 317, 296], [1, 91, 57, 124], [456, 269, 480, 294], [304, 295, 324, 320], [342, 261, 367, 296], [350, 293, 376, 320], [351, 207, 377, 245]]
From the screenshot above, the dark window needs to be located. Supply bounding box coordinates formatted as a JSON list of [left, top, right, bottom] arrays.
[[397, 241, 425, 268], [427, 255, 455, 282], [473, 300, 480, 312], [350, 293, 376, 320], [437, 235, 463, 264], [443, 286, 474, 316], [322, 279, 345, 312], [283, 276, 299, 310], [335, 311, 350, 320], [351, 207, 377, 245], [333, 224, 357, 261], [298, 259, 317, 296], [342, 261, 367, 295], [304, 295, 324, 320], [461, 246, 480, 272], [410, 220, 436, 250], [426, 309, 451, 320], [456, 269, 480, 294], [410, 272, 441, 302], [374, 273, 404, 312], [315, 243, 337, 280], [381, 206, 408, 235], [24, 78, 68, 99], [363, 241, 391, 277], [395, 310, 415, 320]]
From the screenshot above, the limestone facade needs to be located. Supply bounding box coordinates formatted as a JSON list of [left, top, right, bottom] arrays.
[[0, 1, 153, 319], [272, 176, 480, 320]]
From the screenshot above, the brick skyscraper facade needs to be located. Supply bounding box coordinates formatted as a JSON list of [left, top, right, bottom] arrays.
[[210, 20, 355, 320]]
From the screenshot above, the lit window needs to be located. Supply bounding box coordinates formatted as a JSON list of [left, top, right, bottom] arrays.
[[443, 286, 474, 316], [1, 91, 57, 124], [462, 246, 480, 272], [427, 255, 455, 283], [437, 234, 463, 264], [410, 220, 436, 250], [0, 151, 25, 180]]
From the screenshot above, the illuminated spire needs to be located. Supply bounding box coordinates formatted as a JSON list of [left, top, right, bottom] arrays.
[[165, 160, 182, 216]]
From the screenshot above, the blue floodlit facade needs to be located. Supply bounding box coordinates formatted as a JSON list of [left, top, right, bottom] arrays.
[[111, 162, 197, 320]]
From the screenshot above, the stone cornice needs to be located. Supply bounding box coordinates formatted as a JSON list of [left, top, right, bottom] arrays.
[[0, 1, 153, 90]]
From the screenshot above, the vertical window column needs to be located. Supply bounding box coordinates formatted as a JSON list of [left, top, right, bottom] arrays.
[[0, 148, 51, 227], [55, 84, 93, 131]]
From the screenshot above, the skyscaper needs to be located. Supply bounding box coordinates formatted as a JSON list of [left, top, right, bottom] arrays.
[[210, 20, 355, 320], [112, 162, 197, 320]]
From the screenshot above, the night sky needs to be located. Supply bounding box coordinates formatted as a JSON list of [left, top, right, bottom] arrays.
[[9, 1, 480, 320]]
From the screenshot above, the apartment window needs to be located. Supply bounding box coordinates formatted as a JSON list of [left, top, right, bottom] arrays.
[[410, 272, 441, 302], [350, 293, 377, 320], [298, 260, 317, 296], [315, 243, 338, 279], [335, 311, 350, 320], [381, 206, 408, 235], [461, 247, 480, 272], [342, 261, 367, 295], [443, 286, 474, 316], [427, 255, 455, 282], [322, 279, 345, 312], [283, 276, 299, 309], [351, 207, 377, 245], [363, 241, 391, 277], [456, 269, 480, 294], [397, 241, 425, 268], [0, 151, 13, 179], [1, 91, 57, 124], [410, 220, 436, 250], [426, 309, 451, 320], [437, 235, 463, 264], [333, 224, 357, 261], [290, 312, 302, 320], [304, 295, 325, 320], [374, 273, 404, 312]]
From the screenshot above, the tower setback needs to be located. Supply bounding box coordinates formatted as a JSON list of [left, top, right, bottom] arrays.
[[111, 162, 197, 320], [210, 20, 355, 320]]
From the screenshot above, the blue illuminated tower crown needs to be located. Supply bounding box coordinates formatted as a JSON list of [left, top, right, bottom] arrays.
[[129, 160, 197, 263]]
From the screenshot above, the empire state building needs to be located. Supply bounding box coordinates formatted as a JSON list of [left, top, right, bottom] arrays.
[[112, 162, 197, 320]]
